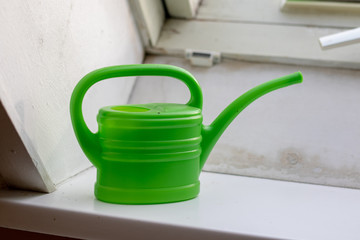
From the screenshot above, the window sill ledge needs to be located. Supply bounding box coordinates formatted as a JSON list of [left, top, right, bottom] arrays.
[[1, 167, 360, 240], [153, 19, 360, 70]]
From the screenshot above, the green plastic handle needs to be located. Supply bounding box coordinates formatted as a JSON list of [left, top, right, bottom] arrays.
[[70, 64, 203, 167]]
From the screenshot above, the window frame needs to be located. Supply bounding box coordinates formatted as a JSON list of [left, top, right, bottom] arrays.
[[131, 0, 360, 70]]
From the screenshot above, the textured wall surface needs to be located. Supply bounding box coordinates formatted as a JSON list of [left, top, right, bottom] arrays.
[[130, 55, 360, 189], [0, 0, 143, 191]]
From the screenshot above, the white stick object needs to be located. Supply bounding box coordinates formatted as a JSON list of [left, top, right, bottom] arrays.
[[319, 27, 360, 50]]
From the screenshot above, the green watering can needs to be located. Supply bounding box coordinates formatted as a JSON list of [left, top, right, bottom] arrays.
[[70, 64, 302, 204]]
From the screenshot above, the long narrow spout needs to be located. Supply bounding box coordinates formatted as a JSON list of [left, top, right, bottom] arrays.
[[200, 72, 303, 170]]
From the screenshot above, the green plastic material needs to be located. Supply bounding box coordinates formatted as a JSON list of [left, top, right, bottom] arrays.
[[70, 64, 302, 204]]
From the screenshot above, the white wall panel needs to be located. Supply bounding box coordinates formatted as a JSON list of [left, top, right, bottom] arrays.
[[130, 55, 360, 189], [0, 0, 143, 191]]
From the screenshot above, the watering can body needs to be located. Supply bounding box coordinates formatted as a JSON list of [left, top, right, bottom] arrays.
[[96, 103, 202, 203], [70, 64, 302, 204]]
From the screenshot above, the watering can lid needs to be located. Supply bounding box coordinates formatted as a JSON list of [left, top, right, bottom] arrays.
[[98, 103, 202, 119]]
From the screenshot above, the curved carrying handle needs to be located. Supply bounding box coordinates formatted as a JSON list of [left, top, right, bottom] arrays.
[[70, 64, 203, 167]]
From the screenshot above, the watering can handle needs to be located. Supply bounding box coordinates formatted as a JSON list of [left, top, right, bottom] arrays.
[[70, 64, 203, 166]]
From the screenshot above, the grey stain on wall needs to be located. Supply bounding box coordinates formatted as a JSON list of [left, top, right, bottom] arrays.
[[204, 144, 360, 188]]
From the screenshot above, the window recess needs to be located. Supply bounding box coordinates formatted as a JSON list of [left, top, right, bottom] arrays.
[[132, 0, 360, 69]]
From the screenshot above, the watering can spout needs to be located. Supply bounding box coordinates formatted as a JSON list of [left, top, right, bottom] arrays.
[[199, 72, 303, 170]]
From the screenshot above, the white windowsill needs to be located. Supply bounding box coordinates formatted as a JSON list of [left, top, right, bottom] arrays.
[[1, 167, 360, 240]]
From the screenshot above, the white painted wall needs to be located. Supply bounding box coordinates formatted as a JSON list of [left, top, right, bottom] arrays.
[[165, 0, 201, 18], [132, 0, 165, 46], [131, 55, 360, 189], [0, 0, 144, 191]]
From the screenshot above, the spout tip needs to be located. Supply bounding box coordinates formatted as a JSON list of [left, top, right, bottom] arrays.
[[297, 71, 303, 83], [289, 71, 303, 84]]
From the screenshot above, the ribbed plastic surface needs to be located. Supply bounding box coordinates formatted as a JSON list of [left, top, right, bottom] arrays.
[[96, 103, 203, 204]]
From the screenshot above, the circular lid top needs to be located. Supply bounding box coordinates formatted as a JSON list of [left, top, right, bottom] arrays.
[[98, 103, 202, 119]]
